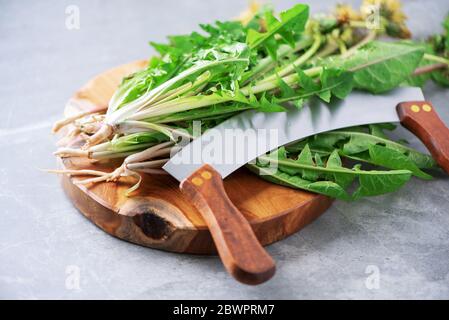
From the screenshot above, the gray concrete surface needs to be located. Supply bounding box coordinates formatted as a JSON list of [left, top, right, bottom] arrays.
[[1, 0, 449, 299]]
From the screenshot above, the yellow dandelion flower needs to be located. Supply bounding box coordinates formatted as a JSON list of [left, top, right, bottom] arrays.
[[362, 0, 381, 7], [361, 0, 381, 19], [385, 0, 402, 12], [237, 1, 261, 26], [335, 4, 360, 23], [391, 9, 406, 24]]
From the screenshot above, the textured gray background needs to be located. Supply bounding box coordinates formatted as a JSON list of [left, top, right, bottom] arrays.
[[1, 0, 449, 299]]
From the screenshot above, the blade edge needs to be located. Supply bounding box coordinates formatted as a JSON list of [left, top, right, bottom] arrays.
[[164, 87, 424, 181]]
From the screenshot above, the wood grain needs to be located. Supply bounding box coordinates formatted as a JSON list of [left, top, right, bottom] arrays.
[[397, 101, 449, 174], [58, 60, 334, 255], [180, 164, 275, 284]]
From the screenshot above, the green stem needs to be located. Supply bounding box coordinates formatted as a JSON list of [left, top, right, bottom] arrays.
[[258, 34, 322, 84], [128, 95, 227, 120], [257, 155, 409, 176], [341, 30, 376, 58], [127, 66, 323, 121], [106, 57, 248, 125], [91, 151, 137, 160], [104, 142, 159, 154], [413, 63, 447, 76], [152, 71, 211, 106], [337, 39, 347, 55], [314, 40, 339, 59], [423, 53, 449, 65], [241, 36, 314, 84], [147, 104, 253, 124], [240, 66, 323, 95], [241, 45, 293, 84], [323, 130, 425, 155]]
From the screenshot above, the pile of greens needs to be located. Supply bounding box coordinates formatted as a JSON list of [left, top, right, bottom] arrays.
[[53, 0, 449, 199]]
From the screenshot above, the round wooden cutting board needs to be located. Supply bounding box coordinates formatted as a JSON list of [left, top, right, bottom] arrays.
[[59, 60, 334, 254]]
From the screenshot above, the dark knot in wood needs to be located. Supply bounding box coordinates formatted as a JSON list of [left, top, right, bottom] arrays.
[[133, 209, 174, 240]]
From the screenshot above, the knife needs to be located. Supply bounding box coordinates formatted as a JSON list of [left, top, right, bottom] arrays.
[[163, 87, 449, 284]]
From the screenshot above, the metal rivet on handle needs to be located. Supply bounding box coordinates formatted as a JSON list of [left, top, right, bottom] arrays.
[[411, 105, 420, 113], [422, 104, 432, 112], [201, 171, 212, 180], [192, 177, 203, 186]]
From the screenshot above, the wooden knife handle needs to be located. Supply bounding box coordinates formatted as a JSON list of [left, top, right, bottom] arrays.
[[397, 101, 449, 174], [180, 164, 276, 285]]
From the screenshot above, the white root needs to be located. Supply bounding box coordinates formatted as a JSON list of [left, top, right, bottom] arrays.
[[72, 164, 145, 196], [83, 124, 113, 149], [123, 169, 143, 196], [54, 148, 90, 158], [126, 159, 169, 170], [107, 165, 127, 182], [79, 122, 103, 134], [45, 169, 107, 176], [67, 127, 82, 138], [52, 107, 105, 134], [56, 128, 82, 147], [124, 141, 174, 164], [74, 174, 113, 185], [79, 133, 92, 141], [54, 142, 177, 196], [73, 165, 125, 185], [52, 111, 92, 133], [136, 146, 176, 162]]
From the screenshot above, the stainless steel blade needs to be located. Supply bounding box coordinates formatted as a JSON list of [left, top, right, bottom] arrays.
[[163, 87, 424, 181]]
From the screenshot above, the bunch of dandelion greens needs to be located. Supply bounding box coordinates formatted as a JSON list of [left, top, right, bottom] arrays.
[[52, 1, 449, 199]]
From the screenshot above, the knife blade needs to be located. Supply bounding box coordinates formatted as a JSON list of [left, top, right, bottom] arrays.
[[162, 86, 449, 285], [164, 87, 424, 180]]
